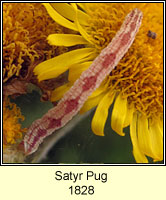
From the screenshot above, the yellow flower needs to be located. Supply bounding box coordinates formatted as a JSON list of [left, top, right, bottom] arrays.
[[3, 3, 71, 83], [3, 98, 26, 147], [33, 3, 163, 163]]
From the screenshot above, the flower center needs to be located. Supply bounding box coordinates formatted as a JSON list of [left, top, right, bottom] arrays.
[[84, 3, 163, 119], [3, 98, 26, 146]]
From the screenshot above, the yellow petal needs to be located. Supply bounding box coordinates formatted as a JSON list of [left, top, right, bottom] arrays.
[[50, 3, 89, 25], [123, 104, 134, 127], [34, 48, 94, 73], [47, 34, 89, 47], [51, 83, 71, 102], [137, 114, 154, 158], [34, 48, 95, 81], [89, 84, 108, 99], [37, 68, 67, 82], [43, 3, 78, 31], [80, 92, 106, 114], [68, 61, 92, 82], [130, 113, 148, 163], [76, 3, 87, 11], [91, 92, 115, 136], [149, 121, 163, 161], [158, 118, 163, 135], [71, 3, 94, 44], [111, 93, 127, 136]]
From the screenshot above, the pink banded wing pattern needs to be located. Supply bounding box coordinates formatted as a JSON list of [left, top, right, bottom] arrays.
[[24, 8, 143, 155]]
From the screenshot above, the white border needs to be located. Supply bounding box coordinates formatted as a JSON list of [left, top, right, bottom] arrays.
[[1, 1, 165, 166]]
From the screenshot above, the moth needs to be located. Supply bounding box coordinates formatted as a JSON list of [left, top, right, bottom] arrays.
[[24, 8, 143, 155]]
